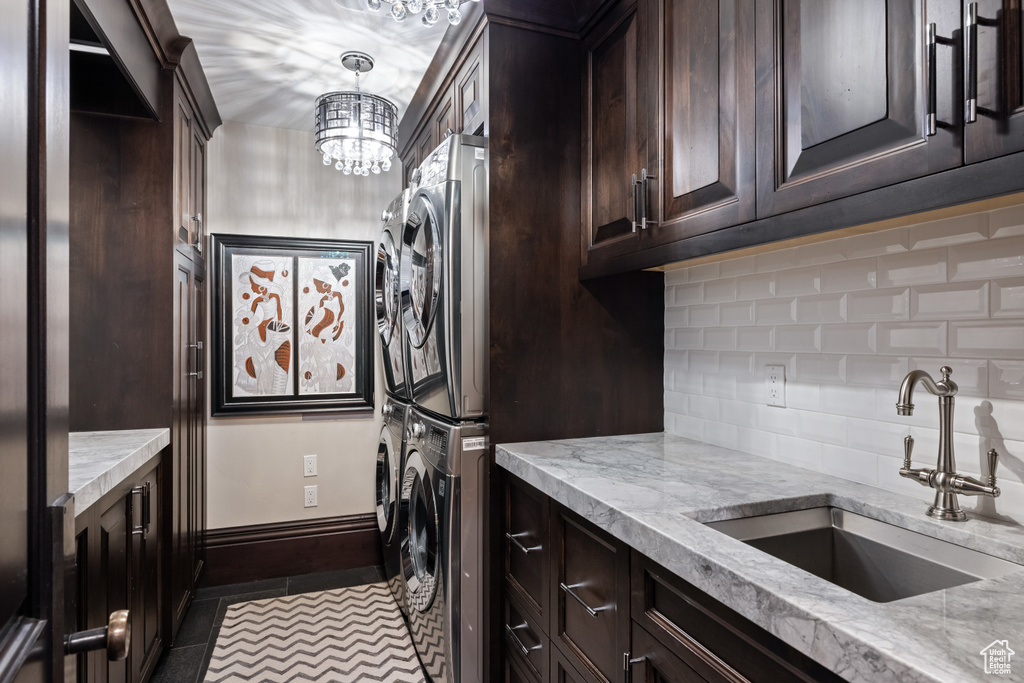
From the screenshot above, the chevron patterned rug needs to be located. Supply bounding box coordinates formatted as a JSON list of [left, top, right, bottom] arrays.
[[203, 582, 427, 683]]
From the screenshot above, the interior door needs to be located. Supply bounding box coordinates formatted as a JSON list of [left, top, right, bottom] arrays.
[[755, 0, 963, 217]]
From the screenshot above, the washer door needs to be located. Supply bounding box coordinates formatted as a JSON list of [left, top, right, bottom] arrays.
[[375, 426, 399, 540], [401, 194, 441, 350], [400, 449, 439, 612], [375, 229, 400, 347]]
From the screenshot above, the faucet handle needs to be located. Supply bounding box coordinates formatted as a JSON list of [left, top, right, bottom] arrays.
[[940, 366, 952, 380], [903, 435, 915, 469], [988, 448, 1000, 488]]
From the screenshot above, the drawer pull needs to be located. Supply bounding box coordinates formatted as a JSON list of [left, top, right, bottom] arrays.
[[560, 582, 609, 618], [505, 623, 541, 658], [505, 532, 541, 554]]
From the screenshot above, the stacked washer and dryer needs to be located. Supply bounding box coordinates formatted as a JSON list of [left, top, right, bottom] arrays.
[[373, 134, 488, 683]]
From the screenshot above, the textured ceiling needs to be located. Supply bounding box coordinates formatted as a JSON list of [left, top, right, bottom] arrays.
[[164, 0, 448, 131]]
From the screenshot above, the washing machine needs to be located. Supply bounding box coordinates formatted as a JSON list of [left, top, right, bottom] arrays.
[[375, 396, 411, 616], [376, 188, 411, 400], [400, 134, 488, 421], [399, 407, 488, 683]]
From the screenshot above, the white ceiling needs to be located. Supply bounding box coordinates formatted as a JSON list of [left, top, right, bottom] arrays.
[[164, 0, 448, 131]]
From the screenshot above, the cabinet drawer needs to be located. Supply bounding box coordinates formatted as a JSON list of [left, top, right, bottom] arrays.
[[551, 644, 594, 683], [505, 475, 549, 618], [552, 507, 629, 683], [630, 626, 707, 683], [507, 652, 543, 683], [631, 553, 843, 683], [504, 592, 548, 682]]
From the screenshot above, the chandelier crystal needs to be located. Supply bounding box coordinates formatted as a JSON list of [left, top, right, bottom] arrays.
[[314, 52, 398, 176], [366, 0, 480, 27]]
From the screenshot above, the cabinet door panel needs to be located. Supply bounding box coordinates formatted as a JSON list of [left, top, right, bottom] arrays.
[[630, 627, 708, 683], [435, 84, 458, 143], [100, 498, 130, 683], [504, 594, 549, 681], [505, 475, 549, 619], [755, 0, 962, 217], [966, 0, 1024, 161], [646, 0, 756, 245], [583, 1, 643, 261], [458, 38, 486, 135], [174, 98, 193, 247], [170, 256, 193, 636], [191, 132, 206, 254], [131, 463, 163, 682]]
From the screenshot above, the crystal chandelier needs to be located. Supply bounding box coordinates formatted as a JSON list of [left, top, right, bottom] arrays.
[[314, 52, 398, 176], [366, 0, 480, 27]]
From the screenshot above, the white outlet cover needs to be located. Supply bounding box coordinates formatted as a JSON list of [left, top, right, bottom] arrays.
[[304, 485, 318, 507], [765, 365, 786, 408], [303, 454, 317, 477]]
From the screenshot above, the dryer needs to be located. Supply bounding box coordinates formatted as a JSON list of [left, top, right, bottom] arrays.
[[400, 135, 488, 421], [399, 407, 487, 683], [376, 189, 411, 400], [375, 396, 411, 616]]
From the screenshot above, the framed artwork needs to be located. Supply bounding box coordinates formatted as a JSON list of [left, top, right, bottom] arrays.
[[211, 234, 375, 415]]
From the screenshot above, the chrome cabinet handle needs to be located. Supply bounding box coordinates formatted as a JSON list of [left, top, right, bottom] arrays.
[[631, 173, 639, 233], [505, 532, 541, 554], [560, 582, 609, 618], [640, 168, 650, 230], [927, 23, 938, 135], [189, 341, 204, 380], [505, 623, 540, 658], [965, 3, 978, 123], [131, 481, 151, 536]]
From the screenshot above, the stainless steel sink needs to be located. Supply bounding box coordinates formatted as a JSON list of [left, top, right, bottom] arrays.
[[705, 507, 1020, 602]]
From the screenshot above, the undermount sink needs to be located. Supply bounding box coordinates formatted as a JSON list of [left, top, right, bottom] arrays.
[[705, 507, 1020, 603]]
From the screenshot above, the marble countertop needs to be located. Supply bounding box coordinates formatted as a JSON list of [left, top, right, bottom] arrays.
[[497, 433, 1024, 683], [69, 429, 170, 514]]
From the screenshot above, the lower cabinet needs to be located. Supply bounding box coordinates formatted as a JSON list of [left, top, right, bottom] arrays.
[[75, 452, 164, 683], [502, 473, 845, 683]]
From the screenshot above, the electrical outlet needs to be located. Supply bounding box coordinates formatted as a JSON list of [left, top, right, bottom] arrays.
[[303, 454, 317, 477], [765, 365, 786, 407], [304, 485, 318, 508]]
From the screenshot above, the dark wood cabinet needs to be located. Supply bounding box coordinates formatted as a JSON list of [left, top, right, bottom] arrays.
[[435, 83, 458, 143], [505, 475, 550, 621], [965, 0, 1024, 162], [76, 454, 164, 683], [754, 0, 962, 217], [504, 592, 549, 682], [457, 36, 486, 136], [628, 627, 707, 683], [582, 0, 645, 262]]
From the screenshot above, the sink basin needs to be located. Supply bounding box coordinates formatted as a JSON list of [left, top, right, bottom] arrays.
[[705, 507, 1020, 602]]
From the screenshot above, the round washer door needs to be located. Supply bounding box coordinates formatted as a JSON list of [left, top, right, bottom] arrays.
[[401, 194, 441, 349], [375, 229, 400, 347], [399, 449, 439, 612], [375, 426, 399, 540]]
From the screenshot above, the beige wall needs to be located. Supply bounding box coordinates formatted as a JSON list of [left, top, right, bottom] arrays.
[[205, 120, 401, 529]]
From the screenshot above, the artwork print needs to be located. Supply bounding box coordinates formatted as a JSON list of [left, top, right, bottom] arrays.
[[212, 234, 374, 415]]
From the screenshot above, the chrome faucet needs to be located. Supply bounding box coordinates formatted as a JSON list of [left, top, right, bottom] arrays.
[[897, 366, 1000, 521]]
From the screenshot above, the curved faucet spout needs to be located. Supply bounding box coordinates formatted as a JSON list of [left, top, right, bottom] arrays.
[[896, 367, 957, 415]]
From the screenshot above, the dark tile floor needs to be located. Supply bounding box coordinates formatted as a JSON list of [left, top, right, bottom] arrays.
[[151, 565, 385, 683]]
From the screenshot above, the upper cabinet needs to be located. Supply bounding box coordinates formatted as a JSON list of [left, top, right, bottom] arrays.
[[582, 0, 1024, 277]]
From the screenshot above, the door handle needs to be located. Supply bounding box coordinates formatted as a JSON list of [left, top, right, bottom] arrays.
[[927, 23, 938, 135], [640, 168, 651, 230], [505, 531, 541, 554], [559, 582, 609, 617], [631, 173, 639, 233], [131, 481, 151, 536], [505, 623, 541, 658], [966, 3, 979, 123], [65, 610, 131, 662], [189, 341, 204, 380]]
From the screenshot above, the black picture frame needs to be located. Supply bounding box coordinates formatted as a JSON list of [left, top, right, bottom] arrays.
[[211, 233, 375, 416]]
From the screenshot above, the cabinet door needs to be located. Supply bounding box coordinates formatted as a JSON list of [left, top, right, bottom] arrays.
[[190, 264, 207, 585], [190, 130, 206, 255], [173, 96, 193, 247], [551, 507, 630, 683], [170, 255, 194, 637], [505, 474, 550, 620], [458, 37, 486, 135], [504, 593, 549, 682], [416, 126, 435, 169], [965, 0, 1024, 162], [130, 462, 162, 683], [755, 0, 962, 217], [583, 0, 645, 262], [435, 84, 459, 143], [630, 627, 709, 683], [644, 0, 756, 246], [99, 495, 130, 683]]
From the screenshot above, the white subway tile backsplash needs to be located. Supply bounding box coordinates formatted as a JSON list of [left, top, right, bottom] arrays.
[[876, 321, 947, 356], [755, 298, 797, 325], [909, 357, 988, 397], [775, 266, 821, 297], [704, 277, 738, 303], [736, 272, 775, 300], [949, 320, 1024, 359], [845, 355, 908, 388], [793, 354, 846, 384], [844, 228, 909, 259], [989, 204, 1024, 239], [877, 248, 947, 288], [990, 360, 1024, 400], [820, 323, 876, 354], [908, 213, 988, 250], [911, 282, 989, 320], [720, 301, 755, 326], [775, 324, 821, 353], [847, 288, 910, 322], [992, 278, 1024, 318], [796, 293, 847, 324], [664, 207, 1024, 517], [949, 237, 1024, 281], [689, 304, 720, 327], [821, 258, 877, 293]]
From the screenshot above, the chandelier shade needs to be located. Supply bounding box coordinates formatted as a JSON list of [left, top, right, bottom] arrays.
[[314, 52, 398, 176]]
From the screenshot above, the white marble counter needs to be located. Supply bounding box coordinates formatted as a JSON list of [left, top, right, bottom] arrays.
[[497, 433, 1024, 683], [69, 429, 170, 514]]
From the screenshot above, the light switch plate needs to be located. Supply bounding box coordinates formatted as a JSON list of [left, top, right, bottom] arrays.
[[765, 365, 786, 407]]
